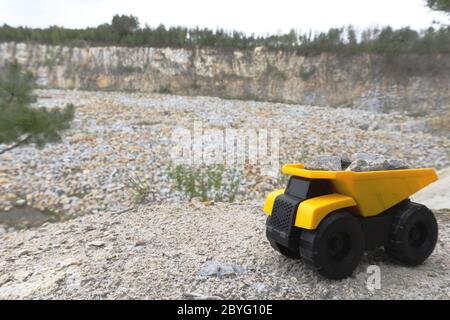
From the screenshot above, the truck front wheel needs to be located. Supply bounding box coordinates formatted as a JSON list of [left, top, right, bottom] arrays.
[[385, 202, 438, 266], [299, 212, 364, 280]]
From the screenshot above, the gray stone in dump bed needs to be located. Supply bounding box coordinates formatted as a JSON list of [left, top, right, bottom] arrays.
[[304, 153, 409, 172], [304, 156, 342, 171], [340, 155, 352, 170], [346, 153, 409, 172], [346, 159, 385, 172], [352, 152, 384, 162], [383, 158, 410, 170]]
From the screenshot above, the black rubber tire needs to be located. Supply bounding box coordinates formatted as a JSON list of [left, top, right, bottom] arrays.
[[385, 202, 438, 266], [268, 238, 301, 259], [299, 212, 364, 280]]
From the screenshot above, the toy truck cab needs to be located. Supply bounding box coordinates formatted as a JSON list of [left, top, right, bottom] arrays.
[[264, 164, 439, 279]]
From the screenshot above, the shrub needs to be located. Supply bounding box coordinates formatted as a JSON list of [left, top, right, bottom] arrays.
[[167, 163, 242, 202], [158, 85, 172, 94], [126, 175, 153, 204], [299, 64, 316, 81]]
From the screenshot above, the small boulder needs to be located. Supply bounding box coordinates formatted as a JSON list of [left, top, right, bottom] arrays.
[[383, 158, 409, 170], [346, 159, 386, 172], [252, 282, 268, 293], [199, 261, 245, 278], [346, 153, 409, 172], [340, 155, 352, 170]]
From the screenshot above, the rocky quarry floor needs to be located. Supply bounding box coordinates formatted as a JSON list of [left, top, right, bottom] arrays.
[[0, 89, 449, 225], [0, 203, 449, 299], [0, 89, 449, 299]]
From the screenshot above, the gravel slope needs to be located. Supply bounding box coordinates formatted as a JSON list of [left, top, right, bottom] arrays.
[[412, 167, 450, 210], [0, 201, 449, 300], [1, 89, 449, 220]]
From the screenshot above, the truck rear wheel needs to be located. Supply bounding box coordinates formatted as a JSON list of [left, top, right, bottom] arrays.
[[385, 202, 437, 266], [299, 212, 364, 280], [267, 238, 301, 259]]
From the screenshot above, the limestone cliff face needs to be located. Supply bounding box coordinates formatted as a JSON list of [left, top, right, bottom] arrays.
[[1, 42, 449, 115]]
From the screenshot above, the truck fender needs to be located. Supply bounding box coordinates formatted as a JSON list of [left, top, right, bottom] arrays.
[[294, 193, 357, 230]]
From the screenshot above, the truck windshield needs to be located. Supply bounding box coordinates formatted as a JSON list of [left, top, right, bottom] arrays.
[[286, 177, 332, 199], [285, 177, 309, 198]]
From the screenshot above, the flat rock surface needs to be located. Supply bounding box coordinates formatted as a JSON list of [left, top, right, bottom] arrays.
[[0, 202, 449, 299]]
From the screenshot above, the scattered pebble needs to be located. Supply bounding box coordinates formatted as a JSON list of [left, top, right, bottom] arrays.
[[88, 241, 105, 248], [15, 199, 27, 207], [134, 240, 146, 247], [305, 155, 342, 171]]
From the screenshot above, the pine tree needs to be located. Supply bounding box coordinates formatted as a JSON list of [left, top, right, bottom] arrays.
[[426, 0, 450, 14], [111, 14, 140, 39], [0, 61, 74, 155]]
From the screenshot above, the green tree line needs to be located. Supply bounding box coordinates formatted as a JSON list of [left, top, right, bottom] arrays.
[[0, 14, 449, 55]]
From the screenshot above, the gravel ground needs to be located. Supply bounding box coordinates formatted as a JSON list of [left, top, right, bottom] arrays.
[[0, 201, 449, 300], [1, 89, 449, 223], [1, 90, 449, 299], [412, 167, 450, 210]]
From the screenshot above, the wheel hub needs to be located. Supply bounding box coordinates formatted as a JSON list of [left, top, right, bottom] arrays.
[[327, 233, 351, 260], [408, 222, 427, 248]]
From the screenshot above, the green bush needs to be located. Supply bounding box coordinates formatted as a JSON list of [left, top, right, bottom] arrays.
[[167, 163, 242, 202], [158, 85, 172, 94], [299, 64, 316, 81], [126, 175, 153, 204]]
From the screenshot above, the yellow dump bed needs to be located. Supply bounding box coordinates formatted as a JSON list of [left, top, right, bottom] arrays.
[[282, 164, 438, 217]]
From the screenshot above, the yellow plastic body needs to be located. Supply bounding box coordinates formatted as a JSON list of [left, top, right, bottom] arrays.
[[264, 163, 438, 230], [295, 193, 357, 229]]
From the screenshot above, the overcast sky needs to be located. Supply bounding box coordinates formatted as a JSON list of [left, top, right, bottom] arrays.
[[0, 0, 447, 35]]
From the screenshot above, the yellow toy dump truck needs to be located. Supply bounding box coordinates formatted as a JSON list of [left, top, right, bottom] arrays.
[[264, 164, 439, 279]]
